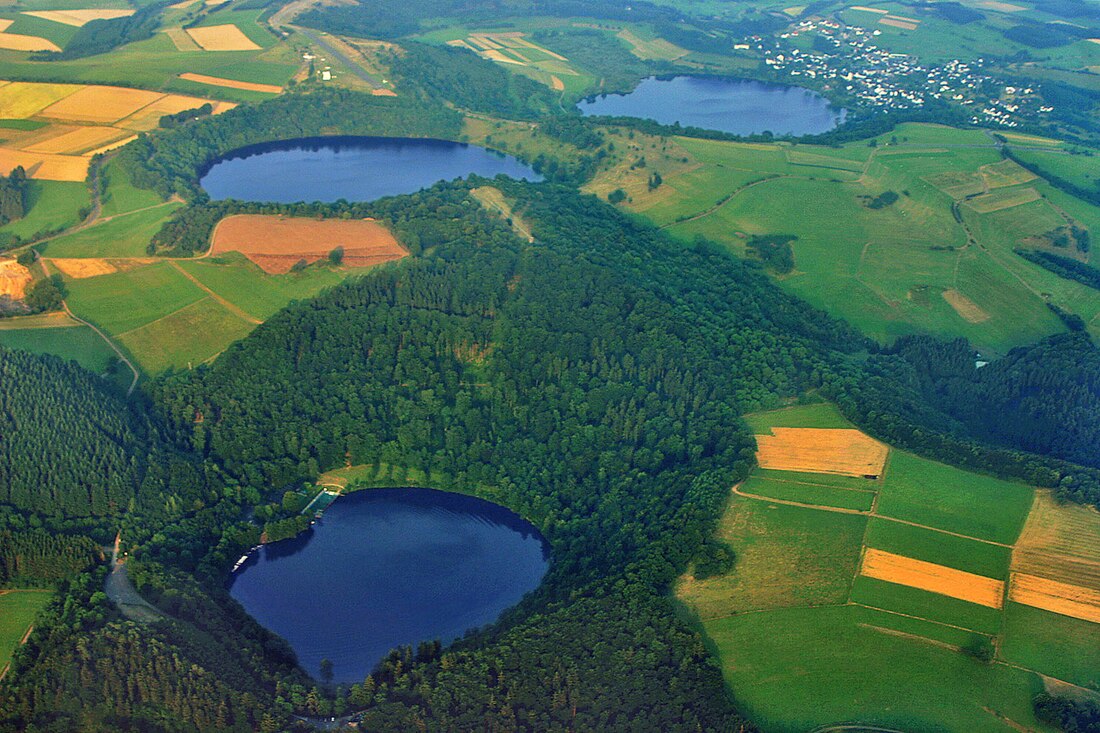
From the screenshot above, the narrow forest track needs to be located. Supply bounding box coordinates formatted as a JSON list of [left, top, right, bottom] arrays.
[[104, 532, 164, 623]]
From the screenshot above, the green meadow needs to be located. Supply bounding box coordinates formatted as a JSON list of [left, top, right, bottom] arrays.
[[611, 124, 1100, 354], [0, 181, 88, 241], [0, 590, 51, 674], [0, 323, 116, 374], [40, 203, 180, 258]]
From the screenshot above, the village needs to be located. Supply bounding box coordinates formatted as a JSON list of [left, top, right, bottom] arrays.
[[752, 16, 1054, 128]]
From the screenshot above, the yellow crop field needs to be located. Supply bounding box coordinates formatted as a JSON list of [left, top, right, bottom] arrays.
[[756, 427, 889, 477], [24, 126, 131, 155], [0, 30, 60, 52], [1009, 573, 1100, 623], [186, 24, 260, 51], [964, 186, 1041, 213], [39, 86, 166, 124], [0, 147, 87, 181], [861, 548, 1005, 608], [22, 9, 134, 27], [1013, 490, 1100, 591], [116, 93, 232, 131], [162, 27, 201, 52], [0, 82, 80, 119], [178, 73, 281, 94]]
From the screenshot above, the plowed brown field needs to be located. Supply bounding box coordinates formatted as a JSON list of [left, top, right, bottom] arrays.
[[211, 215, 407, 274]]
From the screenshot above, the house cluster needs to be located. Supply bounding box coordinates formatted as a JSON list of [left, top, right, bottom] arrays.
[[748, 17, 1053, 127]]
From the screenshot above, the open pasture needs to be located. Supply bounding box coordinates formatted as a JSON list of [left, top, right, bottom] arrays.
[[741, 475, 875, 511], [1002, 603, 1100, 691], [0, 180, 86, 239], [115, 294, 255, 373], [0, 315, 117, 373], [211, 215, 407, 274], [744, 402, 854, 431], [677, 497, 866, 618], [702, 604, 1050, 733], [755, 427, 889, 477], [0, 590, 51, 678], [618, 125, 1082, 353], [874, 450, 1033, 544], [860, 547, 1005, 608], [41, 203, 181, 257]]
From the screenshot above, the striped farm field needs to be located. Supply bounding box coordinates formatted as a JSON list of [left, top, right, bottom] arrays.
[[1008, 573, 1100, 623], [860, 548, 1005, 608], [177, 72, 280, 94], [22, 9, 133, 26]]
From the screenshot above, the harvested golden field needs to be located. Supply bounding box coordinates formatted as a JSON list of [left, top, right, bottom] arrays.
[[178, 72, 281, 94], [550, 75, 564, 91], [23, 9, 134, 26], [1009, 573, 1100, 623], [24, 125, 130, 155], [942, 288, 990, 323], [0, 28, 60, 52], [39, 86, 165, 124], [978, 0, 1026, 10], [211, 215, 407, 274], [85, 135, 137, 157], [850, 5, 889, 12], [116, 93, 230, 131], [186, 24, 260, 51], [0, 82, 79, 119], [879, 17, 918, 30], [0, 259, 31, 299], [0, 147, 86, 181], [48, 258, 151, 279], [1013, 490, 1100, 591], [861, 548, 1005, 608], [756, 427, 889, 477]]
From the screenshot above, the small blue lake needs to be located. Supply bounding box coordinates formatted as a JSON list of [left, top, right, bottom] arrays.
[[200, 136, 541, 204], [577, 76, 846, 136], [228, 488, 549, 683]]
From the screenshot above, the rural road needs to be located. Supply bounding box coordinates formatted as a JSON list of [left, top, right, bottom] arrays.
[[104, 533, 164, 623]]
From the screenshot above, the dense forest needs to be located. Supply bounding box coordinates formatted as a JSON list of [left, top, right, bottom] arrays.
[[391, 43, 556, 120], [0, 347, 211, 521], [1016, 249, 1100, 290]]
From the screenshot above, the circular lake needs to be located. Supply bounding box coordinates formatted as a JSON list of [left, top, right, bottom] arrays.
[[577, 76, 847, 136], [229, 488, 550, 683], [200, 136, 542, 204]]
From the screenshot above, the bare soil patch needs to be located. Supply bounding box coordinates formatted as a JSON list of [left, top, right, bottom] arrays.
[[0, 259, 31, 299], [880, 17, 918, 30], [211, 215, 407, 274], [861, 548, 1005, 608], [942, 288, 990, 323], [756, 427, 889, 477], [1009, 573, 1100, 623]]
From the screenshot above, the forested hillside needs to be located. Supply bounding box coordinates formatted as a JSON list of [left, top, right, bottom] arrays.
[[0, 348, 209, 521]]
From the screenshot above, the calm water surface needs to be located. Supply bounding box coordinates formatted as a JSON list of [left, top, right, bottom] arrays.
[[577, 76, 846, 136], [201, 136, 541, 203], [229, 488, 549, 683]]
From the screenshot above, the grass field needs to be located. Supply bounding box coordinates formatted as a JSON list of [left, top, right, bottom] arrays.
[[875, 450, 1034, 544], [704, 605, 1051, 733], [40, 203, 179, 257], [0, 321, 116, 372], [676, 498, 866, 618], [0, 179, 87, 239], [0, 590, 51, 677], [680, 401, 1099, 730], [601, 123, 1097, 354]]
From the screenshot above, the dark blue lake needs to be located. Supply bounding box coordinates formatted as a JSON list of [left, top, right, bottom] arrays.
[[228, 488, 550, 683], [577, 76, 846, 136], [200, 136, 541, 204]]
